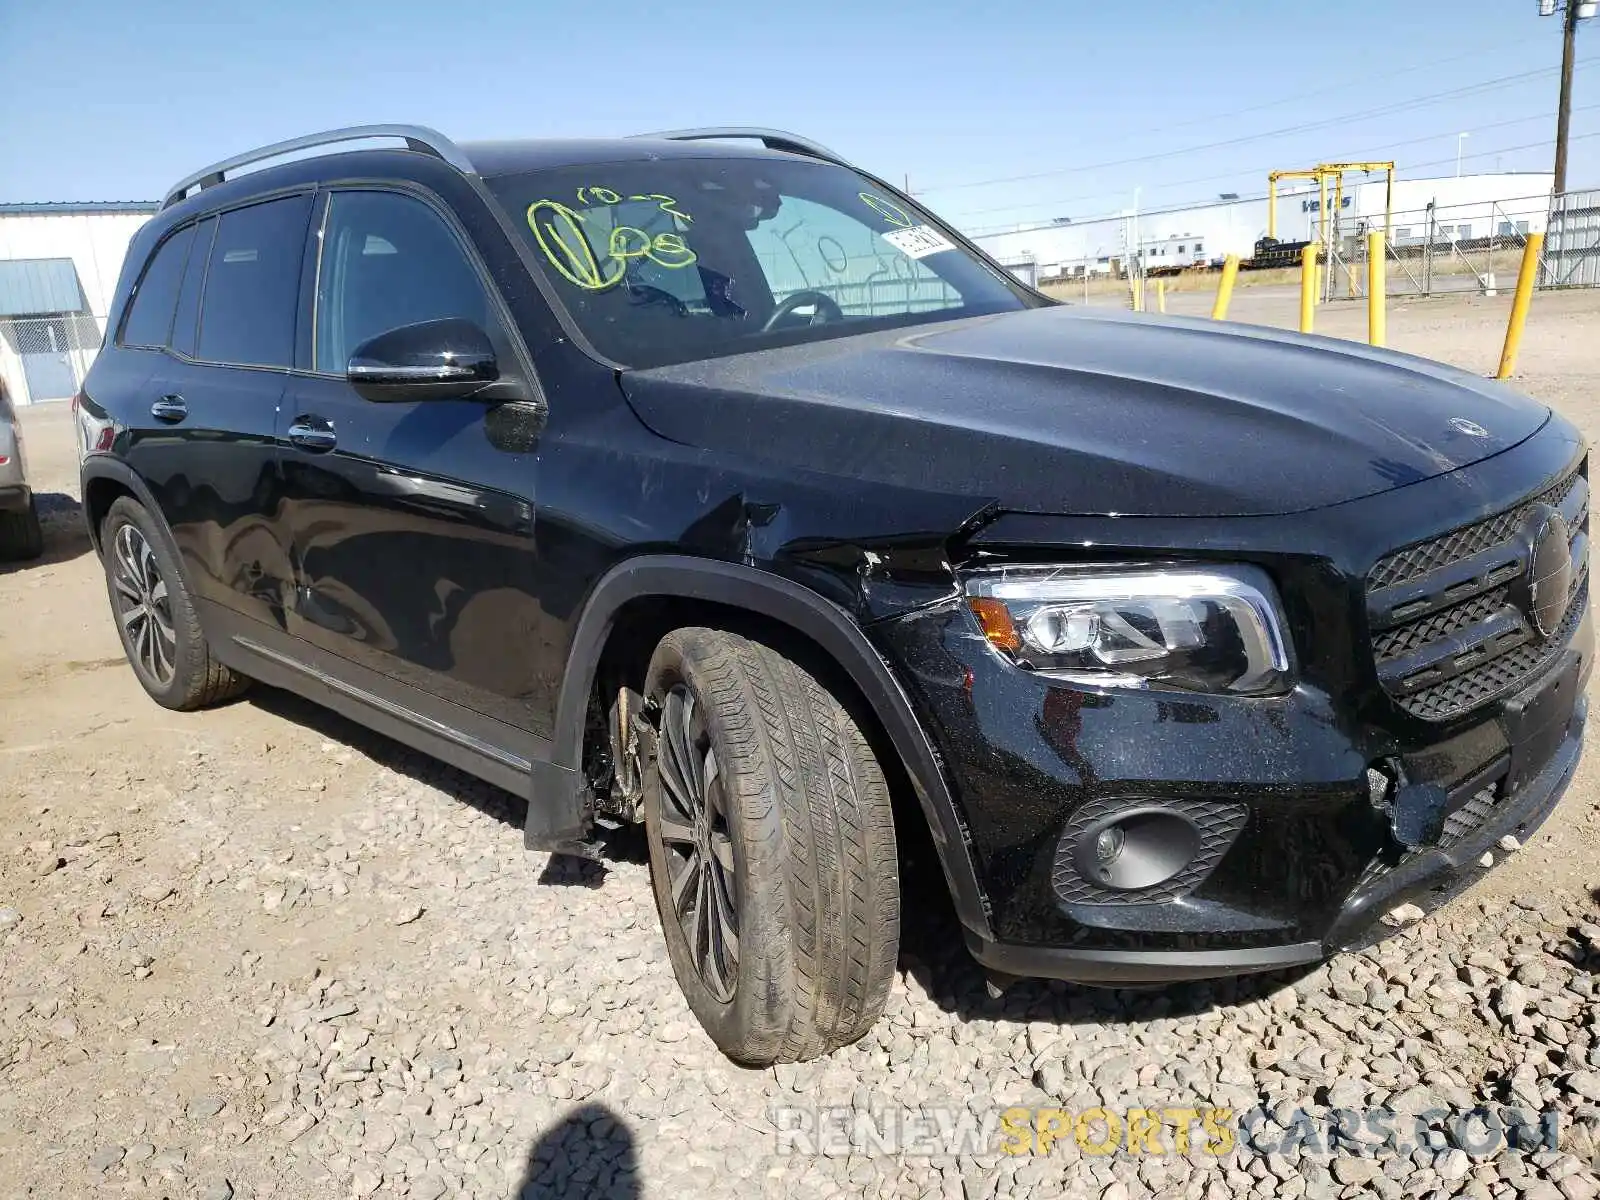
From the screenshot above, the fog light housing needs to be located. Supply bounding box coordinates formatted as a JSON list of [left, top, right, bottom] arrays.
[[1053, 797, 1249, 906], [1074, 809, 1203, 891]]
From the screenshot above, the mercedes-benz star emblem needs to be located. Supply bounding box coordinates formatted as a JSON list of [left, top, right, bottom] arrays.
[[1449, 417, 1489, 438], [1523, 507, 1574, 638]]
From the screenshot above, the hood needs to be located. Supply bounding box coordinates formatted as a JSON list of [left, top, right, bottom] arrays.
[[619, 305, 1550, 518]]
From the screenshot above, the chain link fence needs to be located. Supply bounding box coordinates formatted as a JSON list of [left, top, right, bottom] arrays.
[[1322, 187, 1600, 299], [0, 313, 106, 406], [1012, 186, 1600, 307], [1316, 193, 1546, 300]]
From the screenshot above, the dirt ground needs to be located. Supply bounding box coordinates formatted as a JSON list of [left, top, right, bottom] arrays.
[[2, 290, 1599, 1199]]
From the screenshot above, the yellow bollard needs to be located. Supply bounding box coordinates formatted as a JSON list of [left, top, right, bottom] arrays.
[[1497, 233, 1545, 380], [1156, 280, 1167, 314], [1212, 255, 1239, 320], [1367, 231, 1387, 348], [1132, 276, 1144, 312], [1299, 244, 1319, 334]]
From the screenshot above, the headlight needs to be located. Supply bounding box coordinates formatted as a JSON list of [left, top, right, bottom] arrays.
[[963, 565, 1291, 695]]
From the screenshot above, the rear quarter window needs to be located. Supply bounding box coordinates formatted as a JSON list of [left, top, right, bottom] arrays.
[[120, 224, 196, 349]]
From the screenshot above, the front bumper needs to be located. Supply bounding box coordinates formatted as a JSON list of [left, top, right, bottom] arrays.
[[870, 425, 1591, 985], [964, 693, 1584, 983]]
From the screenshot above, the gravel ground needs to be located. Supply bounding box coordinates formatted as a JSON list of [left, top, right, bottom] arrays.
[[3, 292, 1600, 1199]]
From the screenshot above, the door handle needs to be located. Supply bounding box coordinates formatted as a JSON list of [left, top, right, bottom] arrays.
[[287, 416, 337, 453], [150, 394, 187, 423]]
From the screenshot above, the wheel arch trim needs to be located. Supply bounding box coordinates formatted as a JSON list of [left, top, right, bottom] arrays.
[[551, 554, 994, 940], [79, 458, 167, 557]]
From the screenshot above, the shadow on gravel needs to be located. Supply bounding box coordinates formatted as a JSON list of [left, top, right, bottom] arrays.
[[245, 686, 531, 832], [893, 829, 1320, 1029], [513, 1102, 640, 1199], [243, 685, 649, 871], [0, 491, 92, 574]]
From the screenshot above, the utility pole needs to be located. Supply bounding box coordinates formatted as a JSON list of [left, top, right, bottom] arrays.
[[1550, 0, 1594, 195]]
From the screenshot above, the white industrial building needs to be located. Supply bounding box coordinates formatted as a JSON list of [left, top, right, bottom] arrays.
[[0, 202, 156, 406], [973, 173, 1556, 281]]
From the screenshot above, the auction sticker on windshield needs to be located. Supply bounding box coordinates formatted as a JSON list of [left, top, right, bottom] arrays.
[[882, 224, 955, 259]]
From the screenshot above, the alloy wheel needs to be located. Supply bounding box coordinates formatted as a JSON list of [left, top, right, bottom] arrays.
[[654, 685, 740, 1002], [110, 523, 177, 688]]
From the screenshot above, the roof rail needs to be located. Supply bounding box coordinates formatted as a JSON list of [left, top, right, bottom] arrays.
[[160, 124, 474, 210], [633, 127, 850, 167]]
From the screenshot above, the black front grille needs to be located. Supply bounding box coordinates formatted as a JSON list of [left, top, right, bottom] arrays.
[[1366, 463, 1589, 722], [1368, 470, 1585, 590]]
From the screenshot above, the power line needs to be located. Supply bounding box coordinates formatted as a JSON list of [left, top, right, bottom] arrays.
[[943, 102, 1600, 225], [961, 131, 1600, 240], [916, 62, 1588, 195], [1145, 32, 1551, 139]]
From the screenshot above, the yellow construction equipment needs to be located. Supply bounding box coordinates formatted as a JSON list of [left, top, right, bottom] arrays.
[[1268, 162, 1396, 247]]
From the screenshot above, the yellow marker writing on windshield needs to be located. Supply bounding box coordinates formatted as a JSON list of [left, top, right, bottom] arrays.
[[527, 200, 623, 291], [860, 193, 913, 229], [527, 196, 699, 290], [629, 193, 694, 224], [649, 232, 697, 268]]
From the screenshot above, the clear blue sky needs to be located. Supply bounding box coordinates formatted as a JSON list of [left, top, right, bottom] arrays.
[[1, 0, 1595, 233]]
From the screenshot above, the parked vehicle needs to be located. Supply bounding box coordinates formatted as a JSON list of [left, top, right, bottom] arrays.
[[0, 379, 44, 560], [78, 125, 1589, 1064]]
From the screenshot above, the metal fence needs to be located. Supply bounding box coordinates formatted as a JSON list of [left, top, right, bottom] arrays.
[[1541, 187, 1600, 289], [0, 313, 106, 406], [1319, 193, 1550, 301], [1020, 186, 1600, 305]]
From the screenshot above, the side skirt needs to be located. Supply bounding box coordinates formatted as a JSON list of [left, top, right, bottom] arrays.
[[200, 600, 572, 811]]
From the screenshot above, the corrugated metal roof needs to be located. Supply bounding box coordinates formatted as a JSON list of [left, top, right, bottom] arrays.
[[0, 201, 158, 215], [0, 258, 87, 316]]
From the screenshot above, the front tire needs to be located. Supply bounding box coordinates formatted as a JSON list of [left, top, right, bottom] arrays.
[[642, 628, 900, 1064], [101, 496, 249, 710]]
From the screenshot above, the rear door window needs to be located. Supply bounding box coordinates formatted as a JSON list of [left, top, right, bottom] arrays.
[[120, 224, 196, 349], [197, 195, 312, 368]]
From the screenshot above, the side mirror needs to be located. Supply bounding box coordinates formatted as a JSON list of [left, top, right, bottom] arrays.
[[347, 318, 499, 402]]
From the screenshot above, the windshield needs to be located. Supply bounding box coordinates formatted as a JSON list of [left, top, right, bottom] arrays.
[[487, 156, 1041, 369]]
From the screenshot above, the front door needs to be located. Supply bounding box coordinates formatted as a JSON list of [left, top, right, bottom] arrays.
[[278, 188, 546, 737]]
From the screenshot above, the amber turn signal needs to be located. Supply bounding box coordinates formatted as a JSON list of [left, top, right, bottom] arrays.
[[968, 597, 1021, 654]]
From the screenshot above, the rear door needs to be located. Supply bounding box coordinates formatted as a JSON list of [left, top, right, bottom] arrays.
[[124, 194, 311, 633], [277, 187, 545, 737]]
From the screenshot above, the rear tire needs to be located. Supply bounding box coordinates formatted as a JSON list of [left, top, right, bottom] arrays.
[[101, 496, 249, 710], [642, 627, 900, 1064], [0, 497, 43, 561]]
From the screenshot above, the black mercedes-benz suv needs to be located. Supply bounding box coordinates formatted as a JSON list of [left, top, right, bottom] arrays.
[[77, 125, 1589, 1065]]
